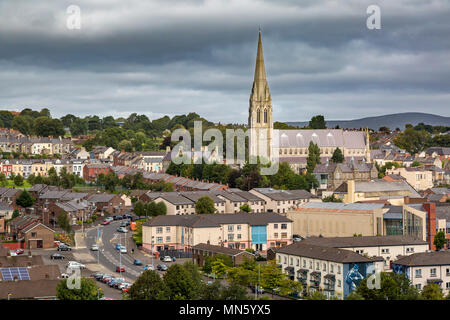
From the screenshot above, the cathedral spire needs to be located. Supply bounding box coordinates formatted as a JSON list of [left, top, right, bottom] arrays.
[[251, 29, 270, 101]]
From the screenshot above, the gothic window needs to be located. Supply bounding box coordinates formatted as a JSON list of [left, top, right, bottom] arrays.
[[264, 109, 268, 123], [257, 109, 261, 123]]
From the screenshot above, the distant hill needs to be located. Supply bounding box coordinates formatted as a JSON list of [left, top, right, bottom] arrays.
[[285, 112, 450, 130]]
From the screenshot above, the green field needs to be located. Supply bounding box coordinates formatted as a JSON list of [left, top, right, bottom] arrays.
[[4, 180, 32, 189]]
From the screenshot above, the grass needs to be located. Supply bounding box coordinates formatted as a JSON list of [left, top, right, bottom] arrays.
[[3, 180, 32, 189]]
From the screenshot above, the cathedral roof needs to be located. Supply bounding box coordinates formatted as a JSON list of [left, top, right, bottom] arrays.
[[276, 129, 366, 149]]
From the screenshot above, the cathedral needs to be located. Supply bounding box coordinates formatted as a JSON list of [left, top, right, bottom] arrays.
[[248, 30, 371, 173]]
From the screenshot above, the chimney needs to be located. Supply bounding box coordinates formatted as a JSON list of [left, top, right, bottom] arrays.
[[423, 202, 436, 250], [347, 180, 356, 203]]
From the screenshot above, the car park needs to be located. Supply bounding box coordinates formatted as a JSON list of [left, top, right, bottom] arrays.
[[133, 259, 142, 266], [51, 253, 65, 260], [157, 264, 168, 271], [163, 256, 172, 263], [57, 244, 72, 251]]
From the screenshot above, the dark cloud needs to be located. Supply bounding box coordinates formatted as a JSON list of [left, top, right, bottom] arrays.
[[0, 0, 449, 123]]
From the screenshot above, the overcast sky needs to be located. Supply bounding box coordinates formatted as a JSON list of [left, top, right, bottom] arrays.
[[1, 0, 449, 124]]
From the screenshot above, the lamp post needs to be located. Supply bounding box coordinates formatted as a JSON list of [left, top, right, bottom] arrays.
[[119, 232, 122, 277]]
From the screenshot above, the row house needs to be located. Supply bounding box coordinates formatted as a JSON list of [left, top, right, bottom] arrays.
[[87, 193, 125, 215], [273, 242, 376, 299], [250, 188, 319, 214], [0, 187, 22, 210], [90, 146, 116, 160], [47, 199, 93, 226], [393, 251, 450, 295], [142, 212, 293, 254], [0, 135, 73, 155], [300, 235, 429, 271], [82, 163, 111, 181], [421, 147, 450, 161], [385, 167, 434, 191]]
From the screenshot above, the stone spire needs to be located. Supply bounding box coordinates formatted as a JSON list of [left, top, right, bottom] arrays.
[[251, 29, 270, 102], [365, 127, 371, 163]]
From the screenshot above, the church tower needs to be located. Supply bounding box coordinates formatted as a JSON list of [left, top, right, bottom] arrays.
[[249, 29, 273, 160]]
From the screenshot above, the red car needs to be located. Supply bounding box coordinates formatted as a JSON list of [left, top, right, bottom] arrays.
[[116, 266, 125, 273], [15, 249, 24, 255], [101, 220, 110, 225]]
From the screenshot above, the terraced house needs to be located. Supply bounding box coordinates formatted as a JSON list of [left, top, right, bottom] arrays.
[[142, 212, 293, 254]]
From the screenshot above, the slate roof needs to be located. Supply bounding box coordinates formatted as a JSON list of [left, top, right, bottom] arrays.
[[300, 235, 427, 248], [273, 242, 374, 263], [276, 129, 366, 148], [252, 188, 315, 201], [0, 279, 59, 299], [193, 243, 254, 256], [394, 251, 450, 267], [87, 193, 116, 203]]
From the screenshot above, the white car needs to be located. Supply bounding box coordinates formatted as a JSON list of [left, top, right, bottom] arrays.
[[117, 227, 128, 233], [67, 261, 86, 269], [9, 251, 17, 257], [105, 217, 114, 222], [163, 256, 172, 263], [119, 246, 127, 254], [118, 282, 131, 290], [91, 244, 99, 251]]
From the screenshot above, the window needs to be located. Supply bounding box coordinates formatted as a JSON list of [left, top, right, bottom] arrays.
[[166, 236, 171, 242], [166, 227, 170, 232], [228, 234, 234, 241], [281, 224, 287, 229], [31, 232, 37, 237], [330, 264, 334, 273], [290, 257, 293, 265], [416, 284, 422, 290], [264, 109, 268, 123], [381, 248, 390, 254], [284, 256, 287, 264], [415, 269, 422, 278], [430, 268, 437, 277], [406, 247, 414, 253], [281, 233, 287, 239], [274, 233, 278, 238], [446, 268, 450, 276], [337, 280, 341, 287], [296, 259, 299, 267], [446, 282, 450, 289], [356, 250, 364, 254], [309, 261, 313, 269], [274, 224, 278, 229], [237, 234, 241, 239], [156, 237, 163, 243], [337, 266, 341, 274], [256, 109, 261, 123], [237, 225, 241, 231], [228, 225, 234, 232], [316, 262, 320, 270], [323, 263, 326, 272], [156, 227, 163, 234]]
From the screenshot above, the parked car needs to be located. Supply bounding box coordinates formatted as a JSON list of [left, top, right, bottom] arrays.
[[163, 256, 172, 263], [157, 264, 168, 271], [67, 261, 86, 269], [133, 259, 142, 266], [109, 277, 125, 287], [51, 253, 65, 260], [119, 282, 131, 290], [116, 265, 126, 273], [144, 264, 155, 271], [105, 217, 114, 222], [100, 274, 113, 282], [9, 251, 17, 256], [120, 220, 130, 227], [115, 243, 122, 250], [91, 244, 99, 251], [119, 246, 127, 254], [117, 226, 128, 233], [122, 214, 133, 220], [250, 285, 265, 294], [57, 244, 72, 251], [92, 273, 104, 280], [15, 249, 24, 255], [101, 220, 110, 225]]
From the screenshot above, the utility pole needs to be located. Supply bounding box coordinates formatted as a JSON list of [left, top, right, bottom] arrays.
[[119, 232, 122, 277]]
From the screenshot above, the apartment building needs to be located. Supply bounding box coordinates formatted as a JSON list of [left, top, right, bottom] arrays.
[[250, 188, 318, 214], [274, 242, 376, 299], [142, 212, 293, 254], [385, 167, 433, 191], [301, 235, 429, 271], [393, 251, 450, 295]]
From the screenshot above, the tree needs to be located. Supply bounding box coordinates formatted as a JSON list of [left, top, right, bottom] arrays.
[[433, 231, 446, 251], [0, 173, 6, 187], [57, 212, 72, 233], [133, 201, 145, 218], [352, 272, 420, 300], [198, 280, 223, 300], [322, 195, 342, 202], [195, 196, 216, 214], [56, 277, 103, 300], [12, 115, 34, 135], [103, 171, 118, 192], [393, 128, 432, 154], [306, 291, 327, 300], [16, 190, 35, 208], [411, 161, 421, 167], [13, 174, 23, 186], [26, 173, 36, 185], [379, 126, 391, 134], [309, 115, 326, 129], [70, 118, 88, 137], [421, 283, 445, 300], [221, 282, 248, 300], [259, 260, 285, 292], [12, 209, 20, 219], [211, 258, 229, 278], [155, 202, 167, 216], [239, 204, 252, 213], [163, 264, 197, 300], [128, 270, 167, 300], [33, 117, 65, 137], [306, 141, 321, 173], [331, 148, 344, 163]]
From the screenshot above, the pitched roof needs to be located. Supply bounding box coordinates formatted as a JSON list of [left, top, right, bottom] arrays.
[[0, 279, 59, 299], [300, 235, 428, 248], [193, 243, 254, 256], [274, 242, 374, 263], [394, 251, 450, 267], [252, 188, 315, 201]]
